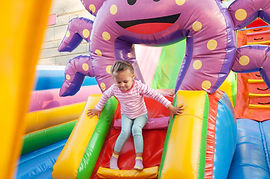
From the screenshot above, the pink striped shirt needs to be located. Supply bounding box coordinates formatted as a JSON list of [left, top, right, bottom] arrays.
[[95, 80, 172, 119]]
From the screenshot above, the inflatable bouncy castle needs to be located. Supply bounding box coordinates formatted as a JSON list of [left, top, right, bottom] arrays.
[[50, 0, 270, 178], [2, 0, 270, 178]]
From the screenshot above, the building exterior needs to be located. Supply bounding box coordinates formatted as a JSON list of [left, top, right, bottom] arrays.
[[39, 0, 94, 66]]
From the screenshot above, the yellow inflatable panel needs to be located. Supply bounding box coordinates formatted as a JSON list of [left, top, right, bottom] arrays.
[[97, 167, 159, 179], [52, 95, 101, 179], [219, 71, 235, 106], [25, 102, 86, 134], [0, 1, 52, 178], [160, 91, 208, 179]]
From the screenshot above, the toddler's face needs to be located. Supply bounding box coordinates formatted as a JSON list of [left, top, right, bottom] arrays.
[[113, 69, 135, 92]]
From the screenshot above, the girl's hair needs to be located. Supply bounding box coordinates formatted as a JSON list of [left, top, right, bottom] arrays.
[[111, 61, 134, 74]]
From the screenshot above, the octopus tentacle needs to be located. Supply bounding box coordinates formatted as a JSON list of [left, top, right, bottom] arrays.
[[228, 0, 270, 29], [60, 55, 94, 96], [90, 40, 144, 92], [58, 17, 93, 52], [89, 16, 145, 92], [81, 0, 105, 16], [232, 45, 270, 88], [114, 39, 145, 84], [228, 0, 270, 88], [176, 0, 236, 93]]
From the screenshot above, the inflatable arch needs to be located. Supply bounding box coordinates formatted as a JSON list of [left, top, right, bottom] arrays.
[[58, 0, 270, 96]]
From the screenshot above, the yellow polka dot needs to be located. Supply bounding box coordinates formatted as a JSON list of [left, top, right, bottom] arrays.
[[127, 53, 133, 58], [89, 4, 96, 13], [82, 63, 89, 71], [235, 9, 247, 21], [100, 82, 106, 91], [106, 65, 112, 74], [66, 31, 70, 38], [110, 4, 117, 15], [192, 21, 202, 32], [193, 60, 202, 70], [66, 74, 71, 80], [176, 0, 185, 5], [239, 55, 250, 66], [83, 29, 90, 38], [95, 49, 102, 56], [202, 80, 211, 90], [102, 32, 111, 41], [207, 39, 217, 50]]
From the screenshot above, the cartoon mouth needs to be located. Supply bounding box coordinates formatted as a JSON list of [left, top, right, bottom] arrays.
[[116, 14, 180, 34]]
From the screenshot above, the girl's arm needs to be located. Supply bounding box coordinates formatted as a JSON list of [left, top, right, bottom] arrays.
[[139, 81, 183, 115], [87, 85, 114, 118], [95, 86, 114, 111], [139, 81, 171, 108]]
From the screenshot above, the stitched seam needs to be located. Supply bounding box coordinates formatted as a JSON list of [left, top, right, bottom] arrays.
[[259, 122, 270, 173]]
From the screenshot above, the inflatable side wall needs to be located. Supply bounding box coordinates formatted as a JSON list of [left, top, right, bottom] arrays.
[[160, 90, 236, 178]]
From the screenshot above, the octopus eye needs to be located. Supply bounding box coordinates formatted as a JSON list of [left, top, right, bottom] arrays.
[[153, 0, 160, 1], [127, 0, 136, 5]]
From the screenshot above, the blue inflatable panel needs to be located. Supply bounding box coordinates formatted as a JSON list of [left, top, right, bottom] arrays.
[[262, 120, 270, 169], [16, 139, 67, 179], [34, 67, 97, 90], [228, 119, 270, 179], [213, 93, 237, 179]]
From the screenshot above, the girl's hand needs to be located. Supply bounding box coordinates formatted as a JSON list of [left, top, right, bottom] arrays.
[[168, 104, 184, 115], [87, 109, 101, 118]]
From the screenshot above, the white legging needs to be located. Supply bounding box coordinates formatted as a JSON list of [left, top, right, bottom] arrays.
[[114, 114, 148, 153]]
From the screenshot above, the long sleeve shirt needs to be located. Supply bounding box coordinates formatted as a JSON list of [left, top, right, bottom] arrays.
[[95, 80, 171, 119]]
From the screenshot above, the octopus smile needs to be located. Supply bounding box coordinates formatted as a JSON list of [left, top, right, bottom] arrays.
[[116, 14, 180, 34]]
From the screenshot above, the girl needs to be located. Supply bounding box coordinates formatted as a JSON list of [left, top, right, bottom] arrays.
[[87, 61, 183, 170]]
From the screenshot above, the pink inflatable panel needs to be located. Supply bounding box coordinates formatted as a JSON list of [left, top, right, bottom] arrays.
[[29, 85, 101, 112], [113, 116, 170, 130]]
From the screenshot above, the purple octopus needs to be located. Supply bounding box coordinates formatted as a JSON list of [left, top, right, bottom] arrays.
[[58, 0, 270, 96]]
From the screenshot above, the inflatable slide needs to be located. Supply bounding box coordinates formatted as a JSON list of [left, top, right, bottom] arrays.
[[52, 89, 236, 179]]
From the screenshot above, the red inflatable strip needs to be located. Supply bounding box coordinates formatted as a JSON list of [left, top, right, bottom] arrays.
[[204, 90, 224, 179], [246, 18, 269, 28]]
